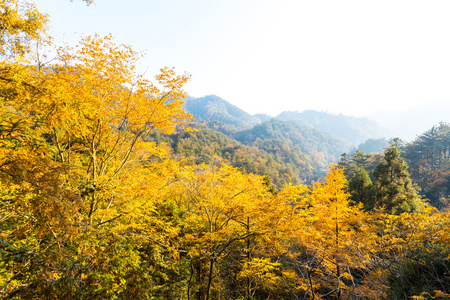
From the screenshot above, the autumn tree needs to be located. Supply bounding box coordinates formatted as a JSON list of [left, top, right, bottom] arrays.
[[0, 0, 192, 297], [3, 2, 450, 300], [371, 208, 450, 299], [0, 0, 48, 58], [285, 166, 379, 299], [174, 163, 295, 300]]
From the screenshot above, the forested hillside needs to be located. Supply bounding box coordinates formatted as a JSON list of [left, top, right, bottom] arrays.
[[404, 123, 450, 209], [339, 126, 450, 211], [1, 1, 450, 299], [355, 138, 389, 154], [148, 122, 322, 187], [234, 119, 352, 167], [181, 97, 355, 185], [183, 95, 263, 134]]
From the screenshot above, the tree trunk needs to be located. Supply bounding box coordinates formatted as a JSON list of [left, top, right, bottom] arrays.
[[206, 258, 215, 300]]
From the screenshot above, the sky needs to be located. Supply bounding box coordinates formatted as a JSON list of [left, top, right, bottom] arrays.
[[35, 0, 450, 117]]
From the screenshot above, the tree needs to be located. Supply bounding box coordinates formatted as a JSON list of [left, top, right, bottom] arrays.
[[404, 123, 450, 209], [175, 163, 293, 300], [348, 168, 375, 210], [372, 143, 425, 214], [0, 0, 48, 59], [286, 166, 378, 299], [338, 150, 382, 181], [371, 208, 450, 299], [337, 152, 352, 175], [0, 0, 192, 296]]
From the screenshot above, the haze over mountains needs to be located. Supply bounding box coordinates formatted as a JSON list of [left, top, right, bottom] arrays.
[[275, 110, 386, 145], [368, 99, 450, 141], [170, 94, 450, 186], [184, 95, 450, 144]]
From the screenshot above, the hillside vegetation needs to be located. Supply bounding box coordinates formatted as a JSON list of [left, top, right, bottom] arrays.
[[149, 122, 323, 187], [340, 126, 450, 211], [183, 95, 263, 134], [181, 96, 354, 184], [1, 1, 450, 299]]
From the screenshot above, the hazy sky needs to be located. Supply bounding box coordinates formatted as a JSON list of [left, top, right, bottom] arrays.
[[35, 0, 450, 117]]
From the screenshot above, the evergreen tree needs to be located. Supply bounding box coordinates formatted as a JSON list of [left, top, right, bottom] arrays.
[[338, 152, 352, 177], [352, 150, 371, 170], [348, 168, 375, 210], [372, 143, 425, 214]]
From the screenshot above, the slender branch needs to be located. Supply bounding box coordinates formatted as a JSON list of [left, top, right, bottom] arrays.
[[96, 214, 123, 227]]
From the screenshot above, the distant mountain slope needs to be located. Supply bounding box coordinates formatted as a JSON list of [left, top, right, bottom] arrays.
[[275, 110, 388, 145], [234, 119, 353, 167], [355, 138, 389, 154], [368, 99, 450, 141], [254, 113, 272, 122], [183, 95, 262, 132], [148, 122, 323, 187]]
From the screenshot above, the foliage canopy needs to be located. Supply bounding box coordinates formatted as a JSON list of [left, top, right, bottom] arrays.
[[1, 1, 449, 299]]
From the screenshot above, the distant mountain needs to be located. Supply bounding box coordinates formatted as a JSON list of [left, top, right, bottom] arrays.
[[254, 113, 272, 122], [178, 95, 358, 184], [355, 138, 389, 154], [275, 110, 388, 145], [178, 94, 450, 188], [234, 119, 353, 167], [183, 95, 262, 132], [148, 122, 325, 187], [368, 99, 450, 141]]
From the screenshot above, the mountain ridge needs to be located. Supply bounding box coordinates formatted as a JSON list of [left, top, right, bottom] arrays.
[[275, 110, 388, 145], [183, 95, 262, 132], [184, 94, 390, 146]]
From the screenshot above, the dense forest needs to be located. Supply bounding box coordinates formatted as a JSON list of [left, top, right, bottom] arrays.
[[1, 1, 450, 299], [148, 122, 321, 187], [147, 119, 352, 188], [339, 127, 450, 211]]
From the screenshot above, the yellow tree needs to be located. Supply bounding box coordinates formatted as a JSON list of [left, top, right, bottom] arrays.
[[173, 163, 297, 300], [286, 165, 377, 299], [371, 208, 450, 299], [0, 0, 192, 295], [0, 0, 48, 59]]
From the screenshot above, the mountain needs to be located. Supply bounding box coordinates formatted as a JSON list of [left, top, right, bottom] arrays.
[[368, 99, 450, 142], [254, 113, 272, 122], [234, 119, 353, 168], [183, 95, 262, 133], [355, 138, 389, 154], [148, 122, 324, 187], [275, 110, 388, 145], [178, 95, 356, 185]]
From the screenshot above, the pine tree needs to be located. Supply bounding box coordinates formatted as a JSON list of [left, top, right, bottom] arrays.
[[348, 168, 375, 210], [372, 143, 425, 214]]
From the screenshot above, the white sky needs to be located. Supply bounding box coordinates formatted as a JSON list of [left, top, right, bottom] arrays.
[[35, 0, 450, 117]]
